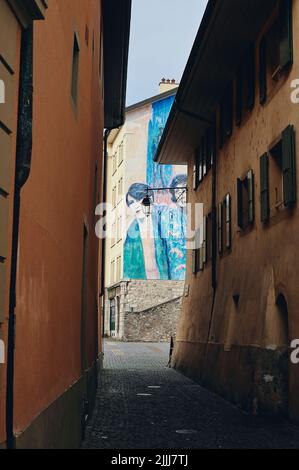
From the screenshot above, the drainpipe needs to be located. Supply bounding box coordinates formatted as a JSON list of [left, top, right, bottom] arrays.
[[208, 122, 217, 342], [6, 24, 34, 450], [100, 129, 111, 337]]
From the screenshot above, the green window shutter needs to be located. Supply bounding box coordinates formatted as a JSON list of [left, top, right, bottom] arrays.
[[260, 153, 270, 223], [247, 44, 256, 111], [237, 178, 243, 229], [247, 170, 255, 224], [236, 66, 243, 126], [218, 203, 223, 254], [279, 0, 293, 70], [259, 36, 267, 105], [282, 124, 296, 206], [225, 194, 232, 249]]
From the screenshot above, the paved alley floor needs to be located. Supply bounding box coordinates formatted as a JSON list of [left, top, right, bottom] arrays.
[[83, 341, 299, 449]]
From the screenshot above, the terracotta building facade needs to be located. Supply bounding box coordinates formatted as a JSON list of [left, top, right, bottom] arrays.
[[156, 0, 299, 421], [0, 0, 131, 449]]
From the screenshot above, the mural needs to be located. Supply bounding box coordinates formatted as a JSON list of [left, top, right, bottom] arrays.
[[124, 94, 187, 281]]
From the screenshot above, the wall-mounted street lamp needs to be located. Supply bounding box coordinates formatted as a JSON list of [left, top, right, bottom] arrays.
[[141, 187, 187, 217]]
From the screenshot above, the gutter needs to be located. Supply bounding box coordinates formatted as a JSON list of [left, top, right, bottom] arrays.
[[6, 24, 34, 450]]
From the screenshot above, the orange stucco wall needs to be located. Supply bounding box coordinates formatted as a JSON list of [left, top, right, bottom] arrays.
[[12, 0, 103, 435], [173, 0, 299, 420]]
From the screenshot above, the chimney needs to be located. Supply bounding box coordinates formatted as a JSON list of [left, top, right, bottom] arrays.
[[159, 78, 179, 94]]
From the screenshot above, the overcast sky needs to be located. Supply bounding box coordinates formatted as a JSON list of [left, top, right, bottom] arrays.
[[126, 0, 208, 106]]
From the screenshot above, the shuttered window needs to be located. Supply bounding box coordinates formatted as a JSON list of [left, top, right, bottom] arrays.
[[282, 125, 296, 206], [260, 153, 270, 223], [225, 194, 232, 250], [259, 36, 267, 105], [248, 170, 255, 224], [237, 178, 243, 229], [237, 170, 255, 230], [279, 0, 293, 70], [220, 82, 233, 147], [246, 44, 256, 111], [218, 203, 223, 254]]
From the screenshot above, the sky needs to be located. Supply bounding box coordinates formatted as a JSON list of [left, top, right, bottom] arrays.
[[126, 0, 209, 106]]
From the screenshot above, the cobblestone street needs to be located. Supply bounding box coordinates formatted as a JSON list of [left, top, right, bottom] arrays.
[[83, 341, 299, 449]]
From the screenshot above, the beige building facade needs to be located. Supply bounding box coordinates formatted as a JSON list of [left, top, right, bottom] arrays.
[[156, 0, 299, 420], [104, 85, 187, 341]]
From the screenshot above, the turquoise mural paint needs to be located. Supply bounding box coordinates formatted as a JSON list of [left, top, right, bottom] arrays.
[[124, 94, 187, 281]]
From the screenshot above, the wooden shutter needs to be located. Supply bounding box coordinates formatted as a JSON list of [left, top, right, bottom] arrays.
[[259, 36, 267, 105], [237, 178, 243, 229], [260, 153, 270, 223], [282, 125, 296, 206], [218, 203, 223, 254], [279, 0, 293, 70], [247, 170, 255, 224], [236, 66, 243, 126], [225, 194, 232, 249], [247, 44, 256, 110]]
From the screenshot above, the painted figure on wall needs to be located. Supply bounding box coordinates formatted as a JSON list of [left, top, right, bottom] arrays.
[[124, 183, 170, 280], [124, 94, 187, 281]]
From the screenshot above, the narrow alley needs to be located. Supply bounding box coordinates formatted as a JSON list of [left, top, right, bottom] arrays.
[[83, 342, 299, 450]]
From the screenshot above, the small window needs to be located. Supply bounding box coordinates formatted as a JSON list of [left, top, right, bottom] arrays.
[[218, 194, 232, 252], [259, 0, 293, 103], [261, 125, 296, 223], [118, 143, 124, 166], [236, 44, 256, 126], [71, 33, 80, 104], [237, 170, 255, 230], [268, 125, 296, 210], [193, 125, 214, 190], [110, 260, 115, 284], [220, 82, 233, 147]]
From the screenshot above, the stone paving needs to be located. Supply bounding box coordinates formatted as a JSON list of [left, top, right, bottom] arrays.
[[83, 341, 299, 449]]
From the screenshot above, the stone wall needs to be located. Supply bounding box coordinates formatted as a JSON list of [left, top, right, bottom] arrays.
[[105, 280, 185, 341], [124, 297, 182, 342]]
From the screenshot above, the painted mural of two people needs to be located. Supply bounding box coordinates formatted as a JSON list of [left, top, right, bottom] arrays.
[[124, 175, 187, 281]]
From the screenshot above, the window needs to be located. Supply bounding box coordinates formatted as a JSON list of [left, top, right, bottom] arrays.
[[112, 186, 117, 208], [111, 221, 116, 247], [116, 256, 122, 281], [218, 194, 232, 253], [117, 216, 123, 242], [260, 125, 296, 223], [110, 260, 115, 284], [237, 170, 255, 230], [259, 0, 293, 104], [193, 125, 214, 190], [236, 44, 256, 126], [118, 142, 124, 166], [113, 153, 117, 174], [71, 33, 80, 104], [220, 82, 233, 147], [118, 178, 123, 200]]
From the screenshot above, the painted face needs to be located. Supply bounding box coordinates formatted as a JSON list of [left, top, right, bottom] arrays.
[[174, 188, 187, 207], [127, 195, 145, 220]]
